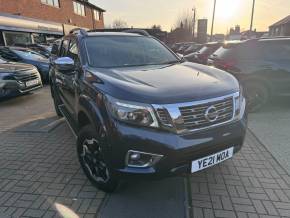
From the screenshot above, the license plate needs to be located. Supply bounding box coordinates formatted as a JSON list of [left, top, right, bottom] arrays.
[[26, 79, 39, 87], [191, 147, 234, 173]]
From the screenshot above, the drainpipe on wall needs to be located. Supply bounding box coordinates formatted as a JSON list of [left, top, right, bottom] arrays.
[[91, 8, 95, 29]]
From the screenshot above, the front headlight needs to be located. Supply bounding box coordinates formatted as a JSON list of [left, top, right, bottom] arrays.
[[105, 95, 159, 128], [234, 86, 246, 120]]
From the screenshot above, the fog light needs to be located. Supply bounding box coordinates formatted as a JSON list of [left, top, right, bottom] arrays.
[[126, 150, 163, 168]]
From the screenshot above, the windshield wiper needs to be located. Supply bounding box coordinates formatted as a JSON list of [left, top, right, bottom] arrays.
[[159, 60, 181, 65]]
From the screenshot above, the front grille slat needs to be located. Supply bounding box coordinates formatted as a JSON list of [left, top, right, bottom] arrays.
[[14, 70, 39, 83], [154, 93, 237, 134], [179, 97, 234, 131]]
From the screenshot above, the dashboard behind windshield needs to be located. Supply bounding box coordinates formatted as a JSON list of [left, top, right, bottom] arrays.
[[85, 36, 178, 68]]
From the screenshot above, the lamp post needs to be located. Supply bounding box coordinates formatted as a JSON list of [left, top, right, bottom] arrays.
[[192, 7, 196, 38], [210, 0, 217, 41], [250, 0, 256, 32]]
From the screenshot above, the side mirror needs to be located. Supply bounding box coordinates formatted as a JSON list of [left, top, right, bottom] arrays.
[[54, 57, 75, 72], [176, 53, 186, 63]]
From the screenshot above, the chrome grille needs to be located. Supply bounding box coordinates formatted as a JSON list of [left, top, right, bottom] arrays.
[[153, 93, 238, 134], [179, 97, 234, 130], [14, 70, 39, 83], [156, 108, 172, 126]]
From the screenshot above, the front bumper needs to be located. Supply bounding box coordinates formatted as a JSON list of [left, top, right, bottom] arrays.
[[107, 115, 247, 179], [0, 79, 42, 98]]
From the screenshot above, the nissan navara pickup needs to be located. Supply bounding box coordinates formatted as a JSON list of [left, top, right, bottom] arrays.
[[49, 29, 247, 192]]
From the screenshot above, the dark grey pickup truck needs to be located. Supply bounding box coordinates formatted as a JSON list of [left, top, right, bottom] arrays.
[[49, 29, 247, 192]]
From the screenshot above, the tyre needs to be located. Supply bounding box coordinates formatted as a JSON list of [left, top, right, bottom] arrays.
[[244, 81, 269, 112], [50, 84, 63, 117], [77, 125, 119, 192]]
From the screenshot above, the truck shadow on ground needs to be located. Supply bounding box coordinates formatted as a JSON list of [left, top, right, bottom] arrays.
[[0, 117, 105, 217], [99, 177, 187, 218], [0, 116, 188, 218]]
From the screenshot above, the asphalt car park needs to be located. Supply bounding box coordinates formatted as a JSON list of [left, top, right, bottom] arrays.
[[248, 97, 290, 175], [1, 87, 290, 218]]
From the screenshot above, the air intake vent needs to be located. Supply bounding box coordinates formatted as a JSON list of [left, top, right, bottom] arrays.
[[156, 108, 172, 127]]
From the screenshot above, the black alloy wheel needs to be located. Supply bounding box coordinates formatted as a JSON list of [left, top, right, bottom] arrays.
[[77, 125, 118, 192]]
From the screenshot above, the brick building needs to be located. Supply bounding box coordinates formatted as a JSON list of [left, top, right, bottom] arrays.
[[269, 15, 290, 37], [0, 0, 105, 45]]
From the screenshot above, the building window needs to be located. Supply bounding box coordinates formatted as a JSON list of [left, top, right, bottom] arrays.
[[93, 10, 101, 21], [73, 1, 85, 16], [41, 0, 59, 8], [3, 31, 32, 46]]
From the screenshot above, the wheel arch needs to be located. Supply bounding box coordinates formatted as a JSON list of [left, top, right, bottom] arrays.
[[77, 94, 107, 134]]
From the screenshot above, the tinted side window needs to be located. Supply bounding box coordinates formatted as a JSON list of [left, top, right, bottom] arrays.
[[213, 44, 242, 60], [67, 39, 79, 62], [59, 39, 69, 57], [258, 40, 290, 60], [215, 42, 260, 61], [237, 43, 260, 60]]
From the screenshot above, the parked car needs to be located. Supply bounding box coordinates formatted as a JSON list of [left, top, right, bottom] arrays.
[[14, 43, 51, 58], [208, 38, 290, 112], [176, 42, 195, 54], [183, 44, 203, 55], [49, 29, 247, 192], [171, 42, 194, 53], [185, 42, 222, 65], [171, 42, 184, 53], [0, 47, 50, 83], [0, 57, 42, 99]]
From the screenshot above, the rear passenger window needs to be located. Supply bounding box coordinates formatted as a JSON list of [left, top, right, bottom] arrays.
[[259, 40, 290, 60], [59, 39, 69, 57], [214, 46, 238, 60], [67, 40, 79, 62]]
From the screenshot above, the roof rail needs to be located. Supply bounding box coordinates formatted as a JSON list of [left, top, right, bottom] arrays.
[[122, 29, 150, 36], [69, 28, 88, 36], [259, 36, 290, 40], [87, 28, 150, 36]]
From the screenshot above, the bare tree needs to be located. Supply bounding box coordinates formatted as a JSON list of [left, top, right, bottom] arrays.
[[111, 19, 128, 29], [168, 10, 196, 43], [151, 24, 162, 30], [174, 10, 195, 34]]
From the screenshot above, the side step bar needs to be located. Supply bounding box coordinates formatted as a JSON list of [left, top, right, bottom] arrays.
[[58, 104, 78, 138]]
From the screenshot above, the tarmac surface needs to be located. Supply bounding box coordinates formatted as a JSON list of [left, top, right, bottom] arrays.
[[248, 97, 290, 174]]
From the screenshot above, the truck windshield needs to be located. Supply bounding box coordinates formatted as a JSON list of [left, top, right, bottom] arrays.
[[85, 36, 179, 68]]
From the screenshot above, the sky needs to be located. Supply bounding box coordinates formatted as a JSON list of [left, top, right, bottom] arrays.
[[91, 0, 290, 34]]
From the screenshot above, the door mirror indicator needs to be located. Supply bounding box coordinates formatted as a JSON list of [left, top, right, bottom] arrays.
[[54, 57, 75, 72]]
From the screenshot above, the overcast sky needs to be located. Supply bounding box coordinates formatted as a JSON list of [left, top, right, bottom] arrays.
[[91, 0, 290, 34]]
